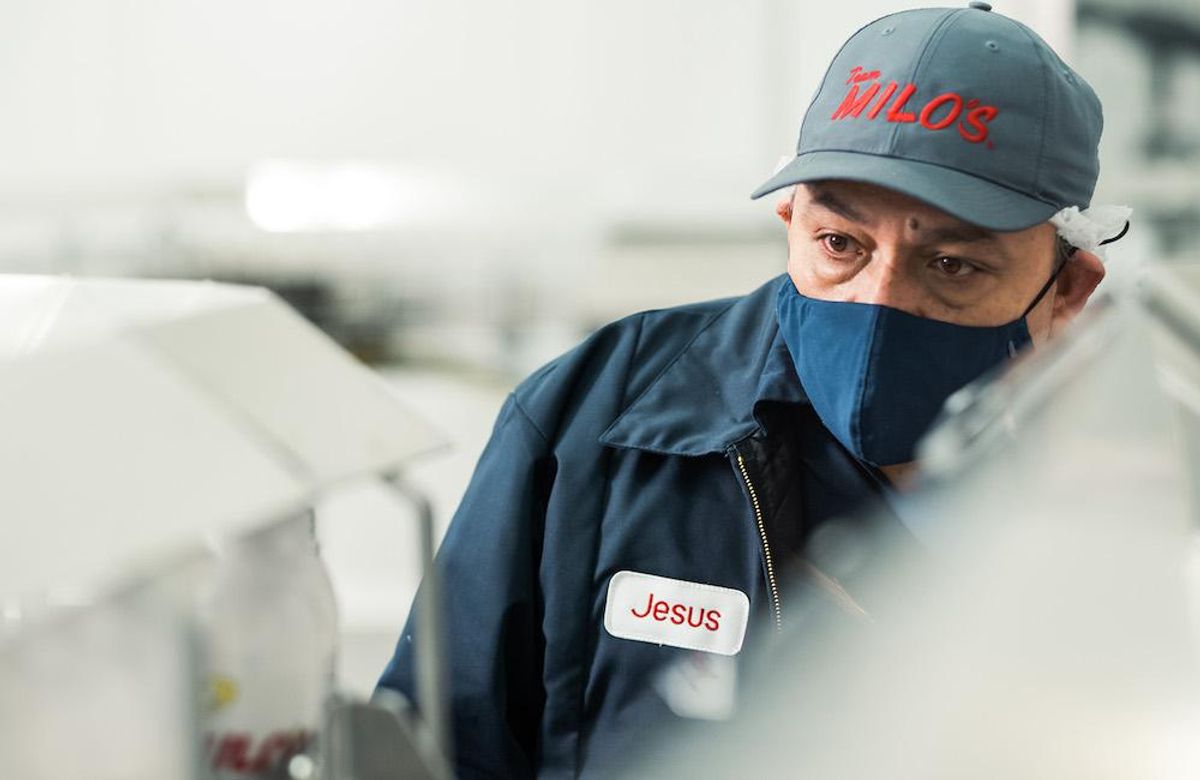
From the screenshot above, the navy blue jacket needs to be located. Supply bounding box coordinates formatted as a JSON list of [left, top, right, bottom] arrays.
[[378, 274, 896, 777]]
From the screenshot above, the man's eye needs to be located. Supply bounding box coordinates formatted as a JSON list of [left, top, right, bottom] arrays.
[[820, 234, 856, 256], [931, 256, 975, 277]]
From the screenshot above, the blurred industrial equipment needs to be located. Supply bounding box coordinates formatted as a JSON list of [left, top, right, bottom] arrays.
[[0, 276, 451, 779]]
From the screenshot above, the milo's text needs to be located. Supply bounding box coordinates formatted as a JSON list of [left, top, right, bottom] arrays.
[[832, 66, 999, 146]]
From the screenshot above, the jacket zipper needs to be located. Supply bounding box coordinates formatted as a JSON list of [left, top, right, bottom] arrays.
[[735, 451, 783, 632]]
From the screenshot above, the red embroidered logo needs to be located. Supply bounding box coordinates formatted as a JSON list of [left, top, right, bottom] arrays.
[[832, 66, 998, 148]]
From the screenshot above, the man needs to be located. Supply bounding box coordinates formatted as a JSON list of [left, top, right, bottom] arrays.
[[379, 4, 1128, 777]]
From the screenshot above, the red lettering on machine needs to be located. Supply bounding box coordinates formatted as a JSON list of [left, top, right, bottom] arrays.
[[205, 729, 313, 775], [833, 66, 1000, 147]]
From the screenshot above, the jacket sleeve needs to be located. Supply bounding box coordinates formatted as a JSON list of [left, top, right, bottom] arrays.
[[377, 393, 552, 779]]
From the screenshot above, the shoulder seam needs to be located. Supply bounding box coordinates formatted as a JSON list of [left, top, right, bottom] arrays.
[[599, 297, 740, 441], [509, 392, 551, 445], [624, 310, 649, 407]]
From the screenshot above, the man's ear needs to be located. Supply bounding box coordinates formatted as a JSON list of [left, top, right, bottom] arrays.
[[775, 188, 794, 226], [1050, 248, 1105, 332]]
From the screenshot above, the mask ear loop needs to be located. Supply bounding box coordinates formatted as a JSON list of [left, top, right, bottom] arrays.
[[1020, 243, 1073, 319], [1098, 220, 1130, 246], [1018, 219, 1131, 320]]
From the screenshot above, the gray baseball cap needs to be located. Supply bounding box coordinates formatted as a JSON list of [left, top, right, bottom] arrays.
[[751, 2, 1103, 231]]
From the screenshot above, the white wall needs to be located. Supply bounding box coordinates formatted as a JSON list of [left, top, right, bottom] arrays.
[[0, 0, 1074, 216]]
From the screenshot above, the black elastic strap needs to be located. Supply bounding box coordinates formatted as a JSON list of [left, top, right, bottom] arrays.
[[1099, 220, 1130, 246], [1019, 220, 1131, 319], [1020, 254, 1070, 319]]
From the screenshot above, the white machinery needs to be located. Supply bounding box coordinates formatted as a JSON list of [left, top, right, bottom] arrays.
[[0, 276, 450, 779]]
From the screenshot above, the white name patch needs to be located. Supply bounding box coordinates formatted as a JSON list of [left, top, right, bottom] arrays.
[[603, 570, 750, 656]]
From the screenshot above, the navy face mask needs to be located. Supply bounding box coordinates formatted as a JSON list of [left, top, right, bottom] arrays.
[[775, 266, 1064, 467]]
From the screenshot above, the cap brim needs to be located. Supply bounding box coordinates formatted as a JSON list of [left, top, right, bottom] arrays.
[[749, 150, 1059, 232]]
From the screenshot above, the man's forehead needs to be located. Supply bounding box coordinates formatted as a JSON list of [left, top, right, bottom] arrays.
[[801, 180, 996, 242]]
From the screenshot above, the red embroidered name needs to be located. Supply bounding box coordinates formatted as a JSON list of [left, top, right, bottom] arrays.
[[832, 66, 998, 147], [630, 591, 722, 632]]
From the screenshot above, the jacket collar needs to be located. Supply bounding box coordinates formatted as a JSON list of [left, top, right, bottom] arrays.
[[599, 275, 809, 457]]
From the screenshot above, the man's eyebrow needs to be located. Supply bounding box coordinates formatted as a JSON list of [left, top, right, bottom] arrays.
[[807, 187, 1002, 248], [921, 224, 996, 244], [923, 222, 1016, 264], [809, 188, 868, 223]]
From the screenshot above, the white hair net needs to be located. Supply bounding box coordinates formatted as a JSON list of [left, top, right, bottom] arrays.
[[1050, 204, 1132, 259]]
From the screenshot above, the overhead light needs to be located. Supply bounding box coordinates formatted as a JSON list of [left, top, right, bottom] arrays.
[[245, 160, 458, 233]]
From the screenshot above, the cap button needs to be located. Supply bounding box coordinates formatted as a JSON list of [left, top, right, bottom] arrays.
[[968, 1, 993, 9]]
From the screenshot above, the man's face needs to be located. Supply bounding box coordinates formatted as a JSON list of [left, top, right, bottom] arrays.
[[777, 180, 1105, 345]]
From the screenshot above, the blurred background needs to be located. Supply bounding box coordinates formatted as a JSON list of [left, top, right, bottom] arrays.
[[0, 0, 1195, 697]]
